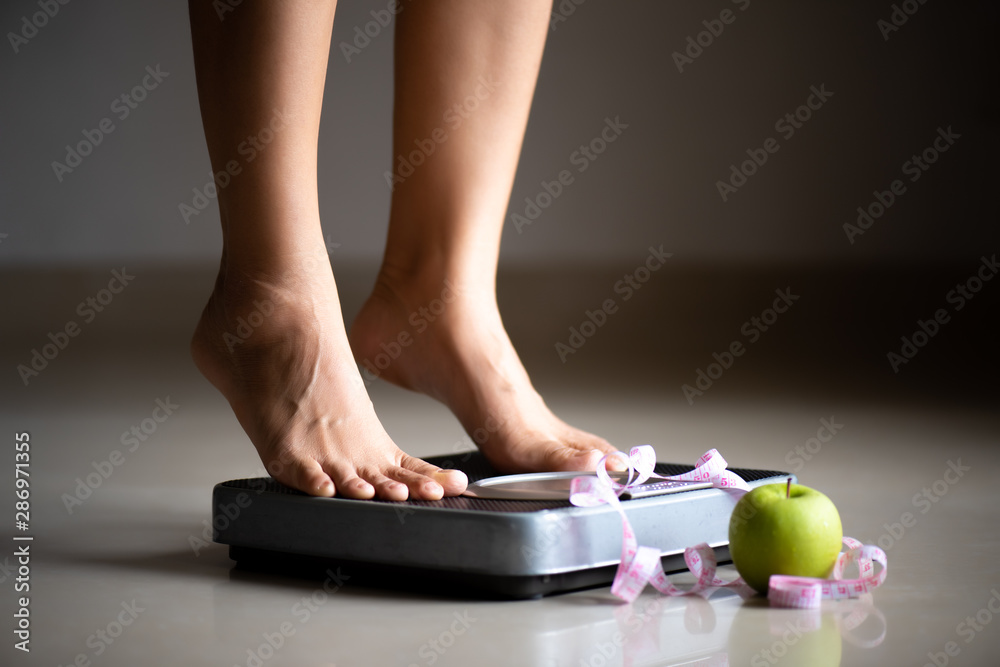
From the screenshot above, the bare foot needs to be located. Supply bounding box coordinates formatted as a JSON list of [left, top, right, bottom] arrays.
[[190, 258, 468, 500], [349, 266, 619, 474]]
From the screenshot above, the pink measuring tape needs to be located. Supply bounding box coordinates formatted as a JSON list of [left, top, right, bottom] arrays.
[[568, 446, 887, 608]]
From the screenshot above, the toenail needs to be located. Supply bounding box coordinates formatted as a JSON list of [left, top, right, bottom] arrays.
[[604, 452, 628, 471], [436, 470, 467, 487]]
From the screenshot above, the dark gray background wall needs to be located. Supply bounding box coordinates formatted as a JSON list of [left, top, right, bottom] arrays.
[[1, 0, 996, 266]]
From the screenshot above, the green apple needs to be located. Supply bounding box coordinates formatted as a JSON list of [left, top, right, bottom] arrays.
[[728, 481, 843, 594]]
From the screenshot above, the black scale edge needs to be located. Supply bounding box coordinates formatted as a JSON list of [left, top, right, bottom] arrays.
[[219, 452, 790, 513]]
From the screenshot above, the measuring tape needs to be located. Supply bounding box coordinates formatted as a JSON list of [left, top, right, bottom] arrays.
[[568, 446, 887, 609]]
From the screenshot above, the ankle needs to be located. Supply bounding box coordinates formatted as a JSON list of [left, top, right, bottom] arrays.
[[372, 259, 496, 312], [217, 246, 334, 300]]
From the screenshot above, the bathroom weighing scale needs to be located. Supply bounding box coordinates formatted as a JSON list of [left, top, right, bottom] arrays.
[[213, 453, 792, 598]]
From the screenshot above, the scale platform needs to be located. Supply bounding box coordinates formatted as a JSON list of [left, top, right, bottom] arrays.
[[213, 453, 792, 598]]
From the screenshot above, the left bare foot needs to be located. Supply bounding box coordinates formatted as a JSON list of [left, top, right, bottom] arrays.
[[349, 266, 619, 473]]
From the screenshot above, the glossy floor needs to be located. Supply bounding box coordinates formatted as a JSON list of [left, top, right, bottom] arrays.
[[2, 264, 998, 666]]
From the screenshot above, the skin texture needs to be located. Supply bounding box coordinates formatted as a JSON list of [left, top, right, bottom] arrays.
[[187, 0, 618, 501], [728, 483, 843, 594]]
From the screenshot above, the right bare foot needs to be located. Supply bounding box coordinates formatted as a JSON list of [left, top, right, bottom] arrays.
[[190, 255, 468, 500]]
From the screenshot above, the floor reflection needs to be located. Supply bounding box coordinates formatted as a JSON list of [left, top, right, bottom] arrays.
[[725, 594, 886, 667], [552, 589, 887, 667]]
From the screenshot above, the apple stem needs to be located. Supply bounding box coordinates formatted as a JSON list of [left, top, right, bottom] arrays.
[[786, 478, 791, 498]]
